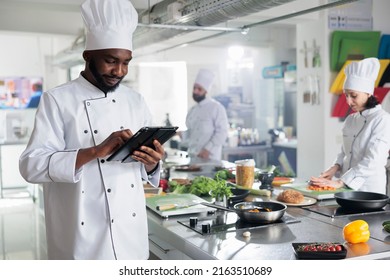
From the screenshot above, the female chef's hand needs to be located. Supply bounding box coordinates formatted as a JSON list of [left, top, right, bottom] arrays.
[[132, 139, 164, 172], [318, 164, 340, 180], [309, 176, 345, 189]]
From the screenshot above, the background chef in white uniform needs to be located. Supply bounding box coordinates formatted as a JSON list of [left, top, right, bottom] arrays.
[[19, 0, 164, 260], [180, 69, 229, 161], [380, 83, 390, 195], [310, 58, 390, 194]]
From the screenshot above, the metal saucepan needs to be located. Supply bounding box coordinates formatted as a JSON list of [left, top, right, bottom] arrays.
[[202, 201, 287, 224], [334, 191, 389, 210]]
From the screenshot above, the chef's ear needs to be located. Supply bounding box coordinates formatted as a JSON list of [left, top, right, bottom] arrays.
[[82, 51, 92, 62]]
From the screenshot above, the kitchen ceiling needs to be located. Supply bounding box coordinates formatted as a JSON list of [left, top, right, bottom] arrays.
[[0, 0, 358, 64], [0, 0, 163, 35]]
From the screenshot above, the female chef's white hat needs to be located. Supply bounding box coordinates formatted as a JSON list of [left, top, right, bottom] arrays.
[[81, 0, 138, 51], [194, 69, 215, 93], [343, 57, 380, 95]]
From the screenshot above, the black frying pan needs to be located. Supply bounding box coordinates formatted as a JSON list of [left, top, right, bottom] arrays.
[[334, 191, 389, 210]]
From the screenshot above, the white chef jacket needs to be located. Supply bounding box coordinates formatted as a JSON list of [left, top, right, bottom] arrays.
[[19, 75, 160, 260], [334, 105, 390, 194], [381, 90, 390, 195], [381, 90, 390, 113], [182, 97, 228, 160]]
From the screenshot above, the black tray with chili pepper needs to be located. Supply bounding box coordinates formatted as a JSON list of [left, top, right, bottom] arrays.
[[292, 242, 347, 260]]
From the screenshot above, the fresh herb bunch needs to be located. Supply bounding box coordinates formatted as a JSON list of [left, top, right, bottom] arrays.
[[210, 178, 232, 199], [169, 175, 233, 199], [190, 176, 215, 196], [214, 169, 235, 180], [169, 176, 214, 196]]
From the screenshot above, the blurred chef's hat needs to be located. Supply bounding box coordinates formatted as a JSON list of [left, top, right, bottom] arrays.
[[343, 57, 380, 95], [194, 69, 215, 93], [81, 0, 138, 51]]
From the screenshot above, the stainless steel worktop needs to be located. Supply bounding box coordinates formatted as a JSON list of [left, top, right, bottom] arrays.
[[147, 203, 390, 260], [150, 161, 390, 260]]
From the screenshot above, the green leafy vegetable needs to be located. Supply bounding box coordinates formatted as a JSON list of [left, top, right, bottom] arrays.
[[168, 176, 233, 198], [189, 176, 214, 196], [210, 178, 232, 199], [214, 169, 235, 180], [169, 176, 214, 196]]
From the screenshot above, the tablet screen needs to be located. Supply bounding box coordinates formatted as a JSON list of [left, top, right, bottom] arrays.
[[106, 126, 178, 162]]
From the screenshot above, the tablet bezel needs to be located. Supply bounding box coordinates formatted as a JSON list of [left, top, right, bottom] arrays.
[[106, 126, 178, 163]]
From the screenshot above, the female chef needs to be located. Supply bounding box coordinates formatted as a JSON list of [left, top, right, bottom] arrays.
[[310, 58, 390, 194]]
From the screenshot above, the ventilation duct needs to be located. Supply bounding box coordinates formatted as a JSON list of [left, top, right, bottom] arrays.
[[134, 0, 296, 48], [52, 0, 359, 67]]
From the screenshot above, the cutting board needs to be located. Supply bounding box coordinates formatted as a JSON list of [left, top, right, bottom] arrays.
[[146, 193, 215, 218], [281, 183, 352, 200]]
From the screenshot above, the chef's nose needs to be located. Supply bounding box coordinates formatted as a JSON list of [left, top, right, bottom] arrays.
[[112, 63, 127, 77], [345, 95, 352, 105]]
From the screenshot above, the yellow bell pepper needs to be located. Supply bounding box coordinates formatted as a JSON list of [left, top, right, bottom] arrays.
[[343, 220, 370, 244]]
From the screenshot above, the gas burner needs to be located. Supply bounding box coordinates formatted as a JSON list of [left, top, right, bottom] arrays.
[[178, 212, 300, 235], [303, 204, 390, 218]]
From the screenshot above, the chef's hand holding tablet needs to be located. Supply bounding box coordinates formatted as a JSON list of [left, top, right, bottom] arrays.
[[132, 139, 164, 172]]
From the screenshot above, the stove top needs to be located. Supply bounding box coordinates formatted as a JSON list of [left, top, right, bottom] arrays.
[[178, 212, 300, 235], [303, 204, 390, 218]]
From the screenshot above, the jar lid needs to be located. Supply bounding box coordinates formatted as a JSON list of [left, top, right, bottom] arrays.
[[234, 159, 255, 166]]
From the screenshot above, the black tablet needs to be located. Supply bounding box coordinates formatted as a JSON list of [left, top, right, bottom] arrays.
[[106, 126, 178, 163]]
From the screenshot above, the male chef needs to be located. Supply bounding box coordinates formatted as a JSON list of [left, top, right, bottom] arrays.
[[181, 69, 229, 161], [19, 0, 163, 260]]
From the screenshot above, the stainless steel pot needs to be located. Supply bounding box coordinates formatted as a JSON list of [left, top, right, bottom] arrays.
[[334, 191, 389, 210], [202, 201, 287, 224]]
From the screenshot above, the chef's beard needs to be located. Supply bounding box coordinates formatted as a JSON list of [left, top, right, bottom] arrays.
[[193, 94, 206, 103], [89, 59, 123, 93]]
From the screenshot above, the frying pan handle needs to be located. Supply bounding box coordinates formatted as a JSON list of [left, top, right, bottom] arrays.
[[201, 202, 235, 212]]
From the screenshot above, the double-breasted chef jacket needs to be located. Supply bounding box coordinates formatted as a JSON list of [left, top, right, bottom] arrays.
[[335, 104, 390, 194], [19, 75, 160, 259], [183, 97, 229, 160]]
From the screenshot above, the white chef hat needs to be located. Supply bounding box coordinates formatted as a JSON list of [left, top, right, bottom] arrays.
[[343, 57, 380, 95], [81, 0, 138, 51], [194, 69, 215, 92]]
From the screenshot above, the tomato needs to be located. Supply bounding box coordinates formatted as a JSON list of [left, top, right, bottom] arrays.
[[159, 179, 169, 191], [328, 246, 336, 252], [298, 243, 344, 253], [335, 245, 343, 251]]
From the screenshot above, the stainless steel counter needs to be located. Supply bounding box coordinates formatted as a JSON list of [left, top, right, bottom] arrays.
[[147, 204, 390, 260], [150, 164, 390, 260]]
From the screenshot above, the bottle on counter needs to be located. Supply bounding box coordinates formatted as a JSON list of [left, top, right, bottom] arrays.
[[164, 113, 172, 127]]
